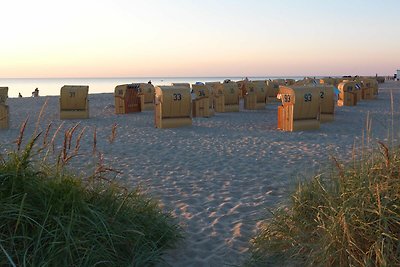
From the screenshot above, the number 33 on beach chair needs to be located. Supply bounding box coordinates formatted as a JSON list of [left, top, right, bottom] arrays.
[[154, 86, 192, 128]]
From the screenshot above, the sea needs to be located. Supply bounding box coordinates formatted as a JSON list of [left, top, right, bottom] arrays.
[[0, 76, 309, 98]]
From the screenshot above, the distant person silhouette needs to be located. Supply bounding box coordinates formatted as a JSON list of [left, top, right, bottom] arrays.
[[18, 92, 22, 98], [32, 88, 39, 97], [148, 80, 152, 84]]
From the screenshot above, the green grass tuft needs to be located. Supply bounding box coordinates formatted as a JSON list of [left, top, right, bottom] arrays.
[[249, 143, 400, 266], [0, 136, 182, 266]]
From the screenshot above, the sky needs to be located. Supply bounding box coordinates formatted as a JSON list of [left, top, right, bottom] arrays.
[[0, 0, 399, 78]]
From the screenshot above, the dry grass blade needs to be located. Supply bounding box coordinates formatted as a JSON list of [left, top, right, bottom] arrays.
[[50, 122, 65, 152], [109, 123, 117, 144], [377, 141, 390, 167], [67, 123, 81, 150], [15, 117, 29, 152], [42, 123, 52, 147], [93, 126, 97, 155], [34, 97, 49, 136], [62, 131, 68, 164], [390, 90, 394, 148], [74, 126, 87, 153], [331, 156, 344, 179], [42, 122, 64, 163]]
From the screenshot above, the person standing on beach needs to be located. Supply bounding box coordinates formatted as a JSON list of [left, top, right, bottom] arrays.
[[32, 88, 39, 97], [18, 92, 22, 98]]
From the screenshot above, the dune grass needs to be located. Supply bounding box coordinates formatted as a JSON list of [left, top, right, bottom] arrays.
[[249, 142, 400, 266], [0, 120, 182, 266]]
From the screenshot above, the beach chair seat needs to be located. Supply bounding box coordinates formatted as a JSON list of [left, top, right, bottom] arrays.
[[285, 79, 296, 86], [317, 85, 335, 122], [206, 82, 225, 113], [221, 81, 239, 112], [243, 81, 267, 110], [357, 78, 378, 100], [154, 86, 192, 128], [60, 85, 89, 119], [137, 83, 155, 111], [337, 81, 358, 106], [114, 84, 144, 114], [266, 80, 280, 102], [277, 86, 321, 131], [191, 84, 212, 117]]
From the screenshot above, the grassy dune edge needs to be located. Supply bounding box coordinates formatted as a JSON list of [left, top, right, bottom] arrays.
[[249, 142, 400, 266], [0, 133, 182, 266]]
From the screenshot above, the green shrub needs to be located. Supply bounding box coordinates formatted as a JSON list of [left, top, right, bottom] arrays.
[[0, 135, 182, 266], [250, 143, 400, 266]]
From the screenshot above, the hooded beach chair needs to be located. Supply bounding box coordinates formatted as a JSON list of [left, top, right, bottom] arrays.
[[59, 85, 89, 119]]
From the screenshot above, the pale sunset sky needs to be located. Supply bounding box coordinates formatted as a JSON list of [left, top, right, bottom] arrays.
[[0, 0, 399, 78]]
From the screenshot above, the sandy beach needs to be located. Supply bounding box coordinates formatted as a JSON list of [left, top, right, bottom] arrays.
[[1, 81, 400, 266]]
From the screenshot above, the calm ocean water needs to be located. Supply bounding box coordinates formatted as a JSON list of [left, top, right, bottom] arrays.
[[0, 76, 307, 98]]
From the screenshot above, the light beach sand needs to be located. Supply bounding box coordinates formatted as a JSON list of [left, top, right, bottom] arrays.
[[1, 81, 400, 266]]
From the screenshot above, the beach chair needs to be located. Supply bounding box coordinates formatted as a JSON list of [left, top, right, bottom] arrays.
[[0, 104, 9, 129], [132, 83, 155, 111], [154, 86, 192, 128], [191, 84, 212, 117], [206, 84, 215, 116], [266, 80, 280, 102], [206, 82, 225, 113], [318, 85, 335, 122], [59, 85, 89, 119], [292, 77, 320, 87], [171, 83, 191, 88], [274, 79, 286, 85], [285, 79, 296, 86], [344, 78, 363, 101], [0, 87, 9, 129], [221, 81, 239, 112], [236, 81, 246, 98], [371, 79, 379, 96], [0, 87, 8, 105], [277, 86, 321, 131], [356, 78, 377, 100], [114, 84, 144, 114], [320, 77, 337, 86], [337, 81, 358, 106], [243, 81, 267, 110], [376, 76, 385, 83]]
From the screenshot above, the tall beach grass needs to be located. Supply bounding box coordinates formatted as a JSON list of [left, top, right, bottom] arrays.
[[0, 113, 182, 266]]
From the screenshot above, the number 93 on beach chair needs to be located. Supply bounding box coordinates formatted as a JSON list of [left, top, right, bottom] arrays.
[[277, 86, 321, 131], [59, 85, 89, 120], [154, 86, 192, 128], [0, 87, 9, 129]]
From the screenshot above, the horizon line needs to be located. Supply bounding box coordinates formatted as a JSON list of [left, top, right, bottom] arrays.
[[0, 74, 389, 79]]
